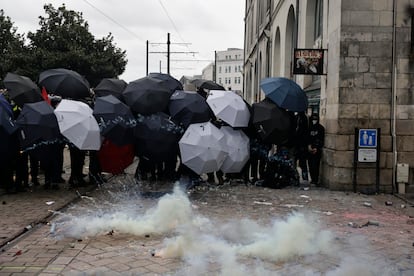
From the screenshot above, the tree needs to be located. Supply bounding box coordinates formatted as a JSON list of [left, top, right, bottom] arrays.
[[27, 4, 127, 86], [0, 9, 31, 82]]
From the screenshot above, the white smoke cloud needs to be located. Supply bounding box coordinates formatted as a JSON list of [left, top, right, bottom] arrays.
[[55, 182, 398, 275]]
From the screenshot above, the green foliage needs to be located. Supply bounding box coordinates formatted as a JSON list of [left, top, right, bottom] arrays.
[[0, 9, 31, 83], [1, 4, 127, 87]]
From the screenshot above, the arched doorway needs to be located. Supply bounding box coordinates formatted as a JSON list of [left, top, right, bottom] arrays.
[[285, 5, 296, 78], [273, 28, 281, 76]]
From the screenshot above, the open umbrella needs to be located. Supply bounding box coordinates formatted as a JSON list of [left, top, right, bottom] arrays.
[[178, 121, 227, 175], [15, 101, 60, 149], [191, 79, 225, 91], [206, 90, 250, 127], [39, 68, 90, 99], [148, 72, 183, 93], [0, 106, 19, 166], [0, 94, 13, 117], [260, 77, 308, 112], [3, 72, 43, 107], [54, 99, 101, 150], [98, 139, 135, 175], [220, 126, 250, 173], [251, 98, 292, 145], [168, 90, 213, 128], [94, 78, 127, 100], [133, 112, 182, 162], [93, 95, 135, 146], [123, 76, 172, 115]]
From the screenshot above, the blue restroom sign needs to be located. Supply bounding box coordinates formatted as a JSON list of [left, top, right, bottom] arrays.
[[359, 129, 377, 148]]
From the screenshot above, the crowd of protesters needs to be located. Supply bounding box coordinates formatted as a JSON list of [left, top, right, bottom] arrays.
[[0, 85, 325, 194]]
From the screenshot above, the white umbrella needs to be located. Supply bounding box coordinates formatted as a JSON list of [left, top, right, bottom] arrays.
[[54, 99, 101, 150], [178, 122, 227, 175], [206, 90, 250, 127], [220, 126, 250, 173]]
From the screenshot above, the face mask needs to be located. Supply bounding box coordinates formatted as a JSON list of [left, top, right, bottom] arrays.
[[312, 120, 318, 124]]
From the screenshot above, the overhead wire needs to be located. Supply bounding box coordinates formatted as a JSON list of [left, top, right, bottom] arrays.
[[81, 0, 146, 42], [82, 0, 213, 75], [157, 0, 212, 67]]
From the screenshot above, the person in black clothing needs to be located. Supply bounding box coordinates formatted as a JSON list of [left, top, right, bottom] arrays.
[[68, 145, 87, 187], [307, 113, 325, 186], [294, 112, 310, 184]]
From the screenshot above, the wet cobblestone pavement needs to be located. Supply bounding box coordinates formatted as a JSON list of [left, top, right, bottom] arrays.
[[1, 161, 414, 275]]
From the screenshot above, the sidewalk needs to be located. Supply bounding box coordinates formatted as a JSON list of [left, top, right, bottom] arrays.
[[0, 147, 98, 248]]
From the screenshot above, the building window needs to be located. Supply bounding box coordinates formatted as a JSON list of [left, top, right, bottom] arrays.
[[228, 66, 231, 73], [219, 66, 221, 73], [218, 78, 222, 84], [314, 0, 323, 40]]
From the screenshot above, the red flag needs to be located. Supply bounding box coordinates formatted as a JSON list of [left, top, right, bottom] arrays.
[[41, 87, 51, 105]]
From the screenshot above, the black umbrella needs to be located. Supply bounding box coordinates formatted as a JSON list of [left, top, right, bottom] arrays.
[[168, 90, 213, 128], [191, 79, 225, 91], [94, 78, 127, 100], [133, 112, 183, 162], [148, 72, 183, 93], [3, 72, 43, 107], [0, 93, 13, 117], [0, 107, 19, 165], [93, 95, 135, 146], [38, 68, 90, 99], [251, 98, 292, 145], [123, 76, 172, 115], [15, 101, 61, 149]]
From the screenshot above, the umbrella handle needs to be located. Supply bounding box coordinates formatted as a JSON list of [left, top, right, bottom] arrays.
[[259, 125, 266, 134]]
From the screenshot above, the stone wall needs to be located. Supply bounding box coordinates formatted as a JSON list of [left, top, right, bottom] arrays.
[[322, 0, 395, 192]]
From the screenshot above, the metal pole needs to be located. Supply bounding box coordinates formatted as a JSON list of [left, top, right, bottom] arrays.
[[353, 128, 358, 193], [376, 128, 381, 193], [214, 51, 217, 82], [146, 40, 149, 76], [167, 33, 171, 75]]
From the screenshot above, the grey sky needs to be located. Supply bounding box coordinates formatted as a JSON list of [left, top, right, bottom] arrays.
[[1, 0, 245, 82]]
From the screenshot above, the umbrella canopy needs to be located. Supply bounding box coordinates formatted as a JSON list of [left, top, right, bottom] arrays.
[[220, 126, 250, 173], [123, 76, 172, 115], [260, 77, 308, 112], [178, 121, 228, 175], [93, 95, 135, 146], [168, 90, 212, 128], [251, 98, 292, 145], [3, 72, 43, 107], [94, 78, 127, 100], [191, 79, 225, 91], [0, 107, 19, 165], [148, 72, 183, 93], [54, 99, 101, 150], [39, 68, 90, 99], [0, 93, 13, 117], [133, 112, 182, 162], [98, 139, 135, 175], [206, 90, 250, 127], [15, 101, 60, 149]]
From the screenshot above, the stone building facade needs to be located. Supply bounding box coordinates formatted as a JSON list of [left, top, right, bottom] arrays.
[[244, 0, 414, 193]]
